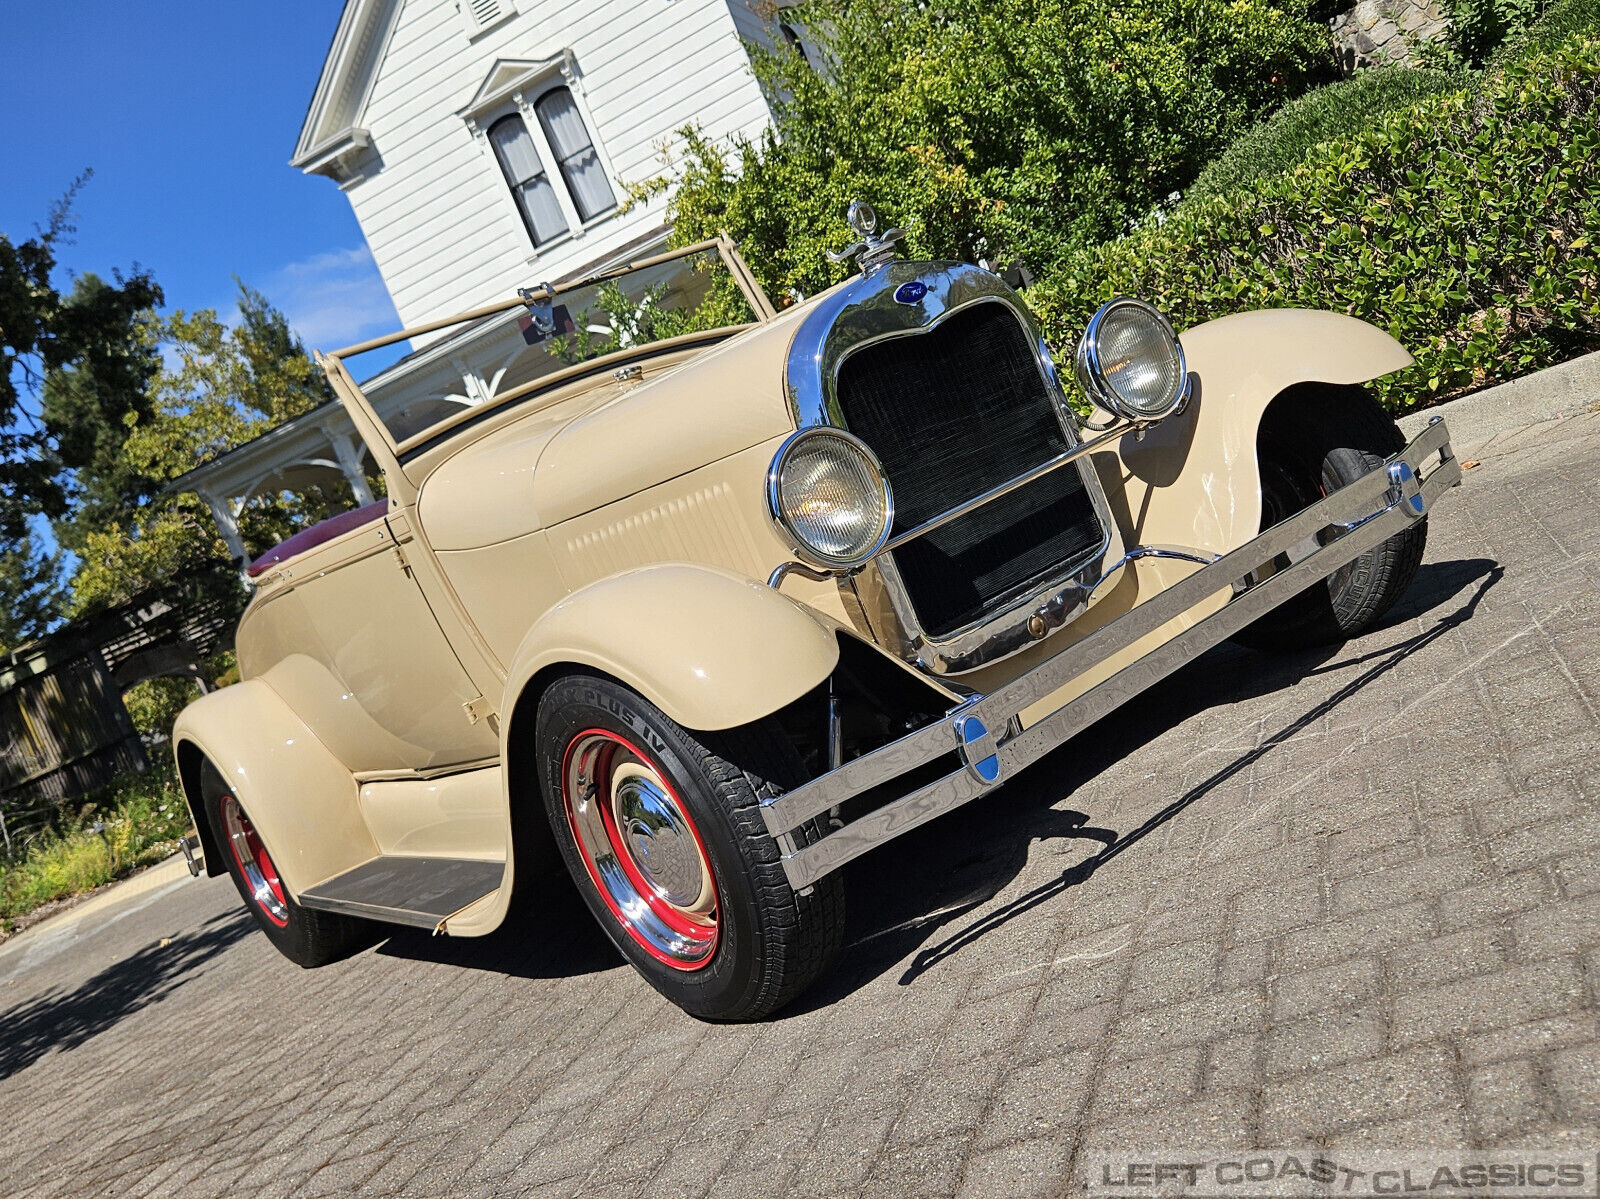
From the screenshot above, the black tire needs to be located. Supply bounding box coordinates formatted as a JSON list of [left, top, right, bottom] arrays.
[[535, 674, 845, 1021], [200, 761, 375, 967], [1235, 385, 1427, 650]]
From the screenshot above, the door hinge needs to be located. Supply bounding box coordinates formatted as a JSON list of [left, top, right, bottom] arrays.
[[462, 696, 497, 727], [392, 540, 411, 576]]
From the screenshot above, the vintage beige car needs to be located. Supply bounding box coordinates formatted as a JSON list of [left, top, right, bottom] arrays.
[[173, 205, 1459, 1019]]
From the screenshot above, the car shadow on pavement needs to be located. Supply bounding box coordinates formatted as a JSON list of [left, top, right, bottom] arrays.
[[0, 910, 254, 1082], [784, 556, 1501, 1013], [372, 894, 622, 979]]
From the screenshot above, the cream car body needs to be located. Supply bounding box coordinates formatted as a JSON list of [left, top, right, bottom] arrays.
[[175, 226, 1456, 1014]]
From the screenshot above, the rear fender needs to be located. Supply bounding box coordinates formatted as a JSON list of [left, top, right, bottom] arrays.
[[172, 679, 376, 898], [1095, 308, 1413, 556]]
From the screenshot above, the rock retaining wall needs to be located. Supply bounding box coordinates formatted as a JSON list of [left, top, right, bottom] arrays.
[[1329, 0, 1451, 68]]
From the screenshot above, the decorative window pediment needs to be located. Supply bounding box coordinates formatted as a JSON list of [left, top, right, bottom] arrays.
[[460, 53, 618, 256], [458, 53, 575, 124]]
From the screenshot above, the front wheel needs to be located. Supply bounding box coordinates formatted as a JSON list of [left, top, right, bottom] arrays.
[[1235, 385, 1427, 650], [535, 675, 845, 1021]]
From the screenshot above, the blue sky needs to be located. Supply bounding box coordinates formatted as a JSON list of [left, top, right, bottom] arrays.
[[0, 1, 400, 351]]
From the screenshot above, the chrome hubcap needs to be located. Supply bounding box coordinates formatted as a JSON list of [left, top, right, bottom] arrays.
[[562, 731, 718, 971], [220, 793, 289, 928]]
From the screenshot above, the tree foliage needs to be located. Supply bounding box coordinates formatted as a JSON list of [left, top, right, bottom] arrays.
[[648, 0, 1337, 296], [120, 284, 331, 482], [1028, 38, 1600, 411], [0, 534, 68, 654], [72, 285, 342, 614], [0, 176, 162, 543], [41, 274, 165, 553]]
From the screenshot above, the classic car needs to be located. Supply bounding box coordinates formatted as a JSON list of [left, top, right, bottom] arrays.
[[173, 204, 1459, 1020]]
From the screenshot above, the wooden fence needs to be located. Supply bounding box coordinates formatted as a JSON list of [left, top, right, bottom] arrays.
[[0, 645, 148, 855]]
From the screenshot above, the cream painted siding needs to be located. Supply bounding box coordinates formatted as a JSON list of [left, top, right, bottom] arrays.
[[346, 0, 774, 328]]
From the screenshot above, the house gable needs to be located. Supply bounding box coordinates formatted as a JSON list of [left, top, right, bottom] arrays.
[[291, 0, 404, 179], [294, 0, 778, 329]]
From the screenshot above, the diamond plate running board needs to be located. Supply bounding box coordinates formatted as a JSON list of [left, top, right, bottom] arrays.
[[298, 856, 504, 930]]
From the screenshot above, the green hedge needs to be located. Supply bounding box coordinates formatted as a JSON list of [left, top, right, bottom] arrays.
[[1488, 0, 1600, 65], [658, 0, 1340, 295], [1183, 68, 1470, 205], [1029, 39, 1600, 412], [1432, 0, 1547, 66]]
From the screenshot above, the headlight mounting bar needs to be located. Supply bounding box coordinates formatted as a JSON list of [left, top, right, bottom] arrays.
[[766, 416, 1144, 589]]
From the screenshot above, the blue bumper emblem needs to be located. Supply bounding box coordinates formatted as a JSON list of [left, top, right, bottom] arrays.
[[954, 713, 1002, 785]]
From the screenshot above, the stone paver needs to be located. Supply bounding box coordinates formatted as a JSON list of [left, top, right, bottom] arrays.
[[3, 412, 1600, 1197]]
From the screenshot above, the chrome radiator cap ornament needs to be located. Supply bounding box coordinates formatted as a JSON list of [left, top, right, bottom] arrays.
[[827, 199, 906, 273]]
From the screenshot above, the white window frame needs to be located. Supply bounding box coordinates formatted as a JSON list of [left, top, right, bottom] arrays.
[[485, 108, 572, 249], [463, 55, 620, 262]]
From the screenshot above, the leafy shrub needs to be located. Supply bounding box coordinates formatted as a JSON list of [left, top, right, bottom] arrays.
[[122, 676, 201, 742], [1487, 0, 1600, 64], [1027, 39, 1600, 412], [0, 765, 192, 924], [1183, 67, 1469, 203], [653, 0, 1338, 295], [1430, 0, 1547, 65]]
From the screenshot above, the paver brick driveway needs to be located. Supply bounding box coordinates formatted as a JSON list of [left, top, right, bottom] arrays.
[[3, 412, 1599, 1199]]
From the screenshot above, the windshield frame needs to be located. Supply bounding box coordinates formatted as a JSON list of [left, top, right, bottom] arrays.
[[320, 235, 776, 468]]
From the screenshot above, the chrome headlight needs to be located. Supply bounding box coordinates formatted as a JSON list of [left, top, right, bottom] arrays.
[[768, 428, 894, 570], [1074, 298, 1190, 422]]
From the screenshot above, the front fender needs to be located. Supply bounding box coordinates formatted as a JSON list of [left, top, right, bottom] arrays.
[[502, 563, 841, 733], [173, 679, 375, 897], [1093, 308, 1413, 557]]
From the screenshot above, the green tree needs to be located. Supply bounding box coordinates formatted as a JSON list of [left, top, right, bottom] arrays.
[[41, 274, 165, 552], [0, 534, 67, 654], [71, 284, 343, 614], [649, 0, 1337, 296], [0, 176, 162, 541]]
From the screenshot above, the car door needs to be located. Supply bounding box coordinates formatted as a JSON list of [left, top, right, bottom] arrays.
[[245, 512, 500, 774]]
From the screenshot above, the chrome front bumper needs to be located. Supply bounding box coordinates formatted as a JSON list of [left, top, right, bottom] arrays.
[[763, 417, 1460, 891]]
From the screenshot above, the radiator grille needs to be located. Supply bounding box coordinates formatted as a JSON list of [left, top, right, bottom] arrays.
[[835, 302, 1105, 639]]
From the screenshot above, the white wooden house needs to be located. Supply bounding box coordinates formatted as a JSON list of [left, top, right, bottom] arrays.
[[173, 0, 784, 562]]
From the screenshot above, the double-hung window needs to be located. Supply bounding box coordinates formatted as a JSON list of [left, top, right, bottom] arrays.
[[534, 88, 613, 221], [488, 113, 567, 247], [488, 85, 615, 249]]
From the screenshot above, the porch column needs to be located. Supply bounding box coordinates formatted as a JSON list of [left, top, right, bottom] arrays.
[[323, 424, 376, 506], [196, 486, 248, 563]]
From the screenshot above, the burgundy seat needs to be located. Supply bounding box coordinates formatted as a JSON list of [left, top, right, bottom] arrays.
[[246, 501, 390, 577]]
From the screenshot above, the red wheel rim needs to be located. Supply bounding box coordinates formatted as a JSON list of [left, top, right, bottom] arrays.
[[219, 793, 289, 927], [561, 729, 719, 971]]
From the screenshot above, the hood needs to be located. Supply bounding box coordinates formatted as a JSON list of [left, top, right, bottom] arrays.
[[416, 303, 815, 552]]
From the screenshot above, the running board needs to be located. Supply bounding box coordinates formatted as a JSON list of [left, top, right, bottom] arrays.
[[298, 856, 504, 930]]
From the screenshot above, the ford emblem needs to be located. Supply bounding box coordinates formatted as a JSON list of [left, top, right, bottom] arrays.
[[893, 280, 928, 305]]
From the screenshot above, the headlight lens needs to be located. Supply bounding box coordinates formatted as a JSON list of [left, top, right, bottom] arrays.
[[1074, 298, 1189, 421], [769, 428, 894, 570]]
